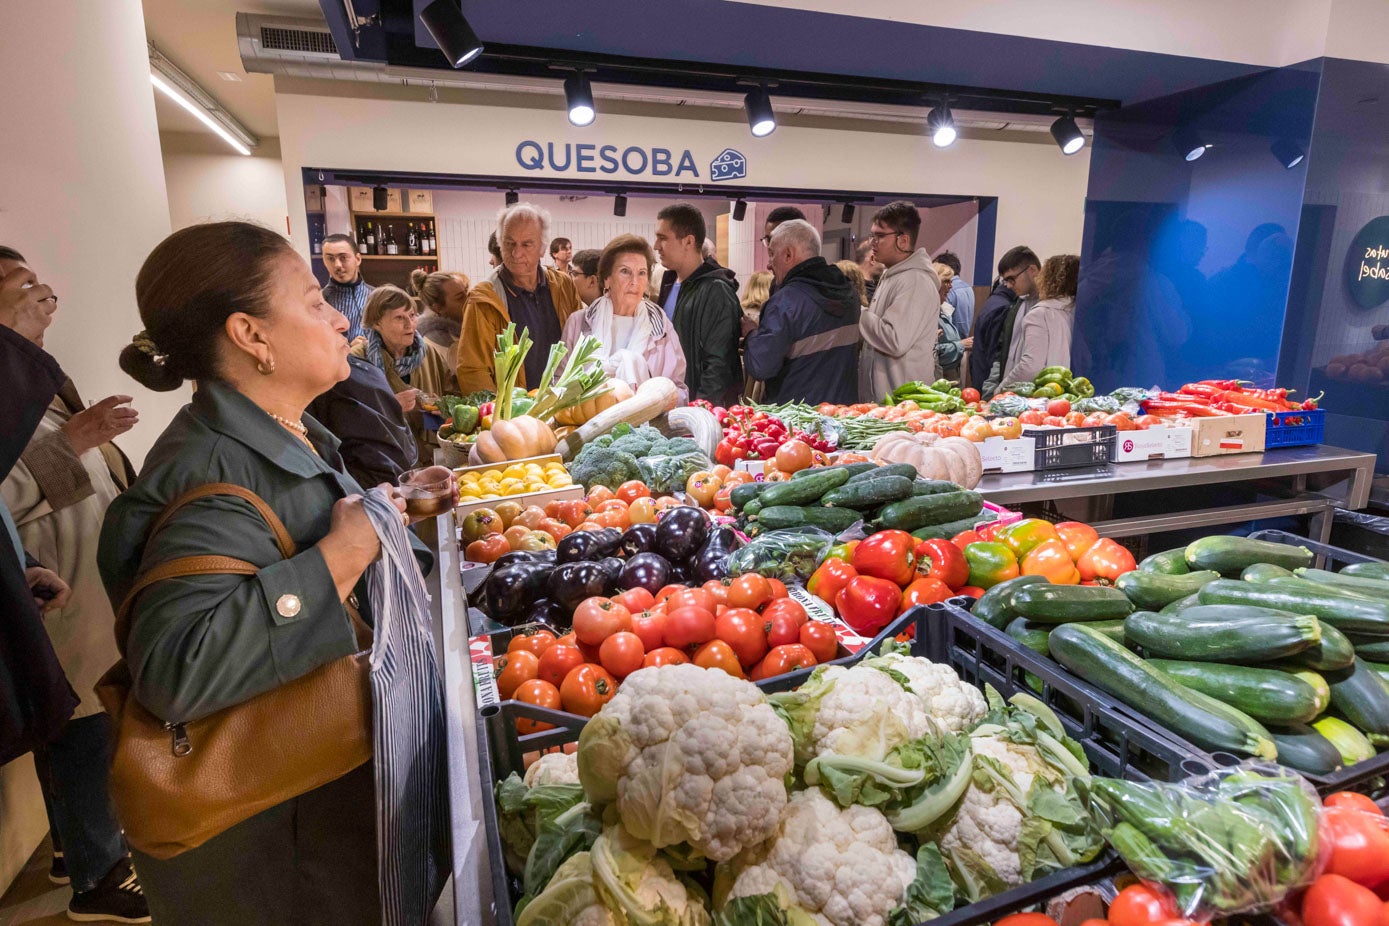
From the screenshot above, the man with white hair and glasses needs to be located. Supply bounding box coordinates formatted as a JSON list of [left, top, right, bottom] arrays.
[[457, 202, 583, 393]]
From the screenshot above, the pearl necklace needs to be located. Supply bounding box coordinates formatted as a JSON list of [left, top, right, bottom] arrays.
[[269, 413, 307, 436]]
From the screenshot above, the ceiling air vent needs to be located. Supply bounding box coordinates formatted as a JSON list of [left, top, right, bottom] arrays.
[[237, 13, 343, 70], [260, 25, 339, 56]]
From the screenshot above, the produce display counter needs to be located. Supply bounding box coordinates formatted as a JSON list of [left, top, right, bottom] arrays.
[[977, 444, 1376, 542]]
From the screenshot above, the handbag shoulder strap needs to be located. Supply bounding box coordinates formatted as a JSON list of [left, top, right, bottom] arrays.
[[148, 483, 296, 559]]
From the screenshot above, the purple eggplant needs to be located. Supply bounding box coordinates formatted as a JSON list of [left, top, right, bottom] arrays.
[[596, 557, 626, 594], [525, 599, 569, 632], [495, 549, 556, 570], [484, 562, 554, 625], [655, 506, 710, 563], [556, 531, 603, 564], [618, 523, 658, 558], [589, 527, 624, 558], [691, 526, 740, 583], [546, 561, 609, 611], [620, 553, 672, 594]]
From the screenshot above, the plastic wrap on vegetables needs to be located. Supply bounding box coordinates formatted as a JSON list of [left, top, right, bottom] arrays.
[[727, 527, 834, 583], [1091, 762, 1322, 919]]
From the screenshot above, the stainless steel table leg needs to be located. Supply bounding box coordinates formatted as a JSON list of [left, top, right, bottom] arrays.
[[1308, 506, 1333, 544]]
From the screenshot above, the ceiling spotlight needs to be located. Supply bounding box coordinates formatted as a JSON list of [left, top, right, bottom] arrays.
[[505, 189, 519, 206], [373, 185, 388, 211], [732, 199, 747, 222], [419, 0, 484, 68], [565, 72, 595, 127], [927, 101, 957, 148], [1050, 113, 1086, 155], [1172, 126, 1210, 162], [1271, 138, 1305, 169], [744, 87, 776, 137], [841, 203, 855, 223], [614, 193, 628, 217]]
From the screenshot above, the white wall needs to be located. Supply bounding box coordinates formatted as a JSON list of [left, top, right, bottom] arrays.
[[159, 133, 291, 234]]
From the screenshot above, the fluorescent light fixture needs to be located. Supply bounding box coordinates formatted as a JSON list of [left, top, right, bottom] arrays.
[[744, 87, 776, 137], [149, 50, 258, 156], [565, 72, 595, 127], [927, 102, 956, 148], [420, 0, 484, 68], [1050, 113, 1086, 155]]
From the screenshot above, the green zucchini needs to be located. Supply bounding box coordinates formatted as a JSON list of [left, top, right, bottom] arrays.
[[875, 491, 982, 532], [1005, 617, 1051, 656], [1326, 657, 1389, 738], [1123, 605, 1321, 662], [972, 575, 1049, 630], [911, 479, 962, 497], [755, 505, 862, 533], [1313, 716, 1376, 765], [910, 512, 995, 541], [791, 461, 876, 481], [1160, 593, 1201, 615], [1274, 621, 1356, 671], [1185, 535, 1315, 575], [1268, 575, 1380, 601], [1343, 562, 1389, 581], [1292, 670, 1332, 715], [1089, 619, 1128, 645], [1115, 570, 1220, 610], [1241, 563, 1293, 582], [1138, 548, 1190, 575], [846, 462, 919, 484], [1009, 584, 1135, 624], [1197, 578, 1389, 635], [1295, 568, 1389, 597], [819, 475, 914, 510], [729, 481, 770, 510], [1145, 660, 1324, 724], [1048, 623, 1276, 759], [1267, 724, 1344, 775], [1348, 634, 1389, 660], [1366, 661, 1389, 688], [758, 468, 851, 507]]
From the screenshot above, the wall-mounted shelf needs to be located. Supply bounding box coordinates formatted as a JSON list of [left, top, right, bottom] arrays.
[[360, 254, 439, 261]]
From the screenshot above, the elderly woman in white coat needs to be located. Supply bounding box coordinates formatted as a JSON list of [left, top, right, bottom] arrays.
[[562, 233, 689, 403], [1000, 254, 1080, 386]]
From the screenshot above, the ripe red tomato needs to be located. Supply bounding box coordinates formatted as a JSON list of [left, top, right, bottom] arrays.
[[767, 578, 789, 600], [763, 612, 801, 648], [494, 650, 539, 701], [507, 628, 557, 657], [726, 573, 774, 610], [1046, 399, 1072, 417], [1107, 884, 1179, 926], [760, 597, 808, 628], [1323, 805, 1389, 889], [995, 914, 1059, 926], [513, 679, 561, 734], [1019, 409, 1046, 426], [664, 605, 717, 648], [572, 597, 632, 646], [615, 480, 652, 505], [961, 387, 981, 404], [703, 579, 731, 606], [715, 608, 769, 668], [667, 587, 717, 614], [465, 533, 511, 564], [598, 631, 646, 679], [713, 486, 734, 513], [629, 609, 667, 652], [536, 644, 585, 688], [612, 587, 656, 614], [642, 647, 690, 668], [559, 664, 617, 717], [693, 639, 746, 678], [1302, 874, 1386, 926], [754, 643, 817, 680], [655, 584, 687, 604], [1325, 793, 1384, 817], [799, 621, 839, 663]]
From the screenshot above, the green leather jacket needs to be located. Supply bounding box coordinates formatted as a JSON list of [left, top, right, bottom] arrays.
[[98, 380, 428, 724]]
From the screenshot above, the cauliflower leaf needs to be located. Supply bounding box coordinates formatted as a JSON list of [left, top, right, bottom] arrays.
[[887, 844, 956, 926]]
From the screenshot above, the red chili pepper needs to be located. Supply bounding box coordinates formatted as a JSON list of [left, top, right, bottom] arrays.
[[1156, 391, 1212, 405], [1197, 379, 1246, 390], [1146, 399, 1228, 416], [1215, 390, 1286, 411], [1301, 391, 1323, 410], [1178, 384, 1225, 399]]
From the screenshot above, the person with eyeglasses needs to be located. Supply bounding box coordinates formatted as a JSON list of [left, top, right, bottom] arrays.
[[320, 233, 374, 341], [979, 247, 1043, 397], [856, 201, 944, 403]]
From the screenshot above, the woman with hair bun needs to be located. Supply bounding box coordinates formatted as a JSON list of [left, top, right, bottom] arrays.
[[408, 268, 468, 367]]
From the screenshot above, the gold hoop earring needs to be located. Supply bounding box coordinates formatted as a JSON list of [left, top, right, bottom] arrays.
[[257, 356, 276, 375]]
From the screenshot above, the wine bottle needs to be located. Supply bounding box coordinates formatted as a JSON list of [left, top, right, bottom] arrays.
[[385, 227, 399, 255], [363, 221, 374, 254]]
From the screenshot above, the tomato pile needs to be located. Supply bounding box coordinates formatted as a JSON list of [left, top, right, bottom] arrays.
[[710, 404, 836, 467], [494, 574, 841, 727], [808, 532, 973, 636]]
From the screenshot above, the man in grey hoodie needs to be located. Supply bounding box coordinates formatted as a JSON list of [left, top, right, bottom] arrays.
[[857, 202, 943, 403]]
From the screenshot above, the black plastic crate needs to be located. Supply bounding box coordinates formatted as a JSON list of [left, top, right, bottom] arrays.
[[1024, 425, 1117, 472], [1248, 528, 1384, 570]]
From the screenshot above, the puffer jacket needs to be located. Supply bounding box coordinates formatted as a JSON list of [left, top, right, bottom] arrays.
[[743, 257, 859, 405]]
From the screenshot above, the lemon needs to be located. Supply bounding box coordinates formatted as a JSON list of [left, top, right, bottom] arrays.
[[501, 465, 527, 480], [479, 493, 500, 501], [503, 483, 531, 496], [459, 471, 481, 484], [545, 476, 569, 489], [458, 485, 481, 499]]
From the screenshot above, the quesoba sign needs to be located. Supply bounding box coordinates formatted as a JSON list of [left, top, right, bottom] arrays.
[[515, 140, 748, 182]]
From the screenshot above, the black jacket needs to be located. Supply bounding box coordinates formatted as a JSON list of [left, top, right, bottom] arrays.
[[672, 260, 744, 404], [307, 355, 418, 489], [658, 256, 737, 309], [744, 258, 860, 405], [970, 281, 1017, 391], [0, 324, 79, 763]]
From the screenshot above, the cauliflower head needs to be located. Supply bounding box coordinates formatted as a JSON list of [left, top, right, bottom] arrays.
[[524, 751, 579, 788], [864, 651, 987, 733], [773, 664, 935, 768], [721, 789, 917, 926], [577, 664, 794, 862]]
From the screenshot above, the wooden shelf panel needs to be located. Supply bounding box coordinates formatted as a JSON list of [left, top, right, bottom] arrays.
[[360, 254, 438, 260], [351, 211, 435, 219]]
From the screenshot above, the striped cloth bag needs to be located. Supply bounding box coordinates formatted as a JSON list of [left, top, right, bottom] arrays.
[[363, 490, 450, 926]]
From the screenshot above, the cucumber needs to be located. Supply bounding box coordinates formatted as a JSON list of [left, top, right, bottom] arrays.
[[910, 512, 995, 541], [1115, 570, 1220, 610], [1048, 623, 1276, 759], [1292, 670, 1333, 715], [1313, 716, 1377, 765], [791, 461, 876, 481], [875, 491, 982, 532], [1009, 584, 1135, 624], [759, 468, 851, 507], [1343, 562, 1389, 581], [1185, 535, 1315, 575], [1124, 605, 1321, 662], [1326, 657, 1389, 738], [1241, 563, 1294, 582], [1274, 621, 1356, 671], [743, 499, 763, 518], [1267, 724, 1344, 775], [1296, 567, 1389, 597], [1160, 593, 1201, 615], [1197, 578, 1389, 635], [1138, 548, 1191, 575], [1089, 619, 1128, 645], [1348, 634, 1389, 660], [1145, 660, 1324, 724], [847, 462, 919, 484], [911, 479, 962, 497], [1005, 617, 1051, 656], [973, 575, 1050, 629], [819, 475, 914, 510], [755, 505, 862, 533], [730, 481, 770, 510]]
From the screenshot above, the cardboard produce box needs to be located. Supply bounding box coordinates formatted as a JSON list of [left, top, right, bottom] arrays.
[[1112, 426, 1194, 463], [1188, 413, 1267, 457], [976, 434, 1036, 473]]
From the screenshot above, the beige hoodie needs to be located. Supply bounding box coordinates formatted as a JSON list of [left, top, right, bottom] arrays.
[[857, 248, 943, 402]]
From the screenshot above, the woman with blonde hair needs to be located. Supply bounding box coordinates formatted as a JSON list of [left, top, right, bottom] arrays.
[[409, 269, 468, 367], [836, 260, 869, 307], [1001, 254, 1080, 385], [740, 270, 773, 324]]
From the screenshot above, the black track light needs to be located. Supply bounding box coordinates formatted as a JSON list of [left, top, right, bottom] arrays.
[[927, 101, 957, 148], [420, 0, 484, 68], [565, 72, 595, 127], [1173, 126, 1209, 162], [732, 199, 747, 222], [373, 185, 388, 211], [1050, 113, 1086, 155], [1271, 138, 1305, 169], [841, 203, 855, 223], [505, 189, 519, 206], [744, 87, 776, 137], [614, 193, 627, 217]]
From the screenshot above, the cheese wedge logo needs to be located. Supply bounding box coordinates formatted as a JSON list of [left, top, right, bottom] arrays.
[[710, 148, 747, 181]]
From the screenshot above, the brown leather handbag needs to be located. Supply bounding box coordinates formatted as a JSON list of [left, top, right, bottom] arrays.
[[96, 483, 373, 860]]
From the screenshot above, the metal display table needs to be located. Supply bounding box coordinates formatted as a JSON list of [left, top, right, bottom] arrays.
[[978, 445, 1376, 541]]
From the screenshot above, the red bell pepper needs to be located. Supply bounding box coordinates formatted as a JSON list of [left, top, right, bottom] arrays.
[[1076, 538, 1138, 585], [1053, 521, 1099, 561], [1020, 539, 1081, 585], [807, 558, 857, 604], [963, 541, 1020, 589], [835, 576, 903, 635], [975, 520, 1008, 542], [950, 530, 984, 550], [899, 576, 954, 614], [852, 530, 918, 587], [914, 538, 969, 589]]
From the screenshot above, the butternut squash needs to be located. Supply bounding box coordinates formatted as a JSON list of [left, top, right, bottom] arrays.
[[557, 377, 680, 461], [471, 414, 556, 464], [554, 379, 634, 427]]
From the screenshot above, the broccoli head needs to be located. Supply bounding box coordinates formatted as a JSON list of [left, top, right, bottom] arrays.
[[570, 448, 643, 491]]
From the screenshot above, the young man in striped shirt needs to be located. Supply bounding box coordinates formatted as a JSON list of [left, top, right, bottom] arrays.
[[321, 234, 374, 340]]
